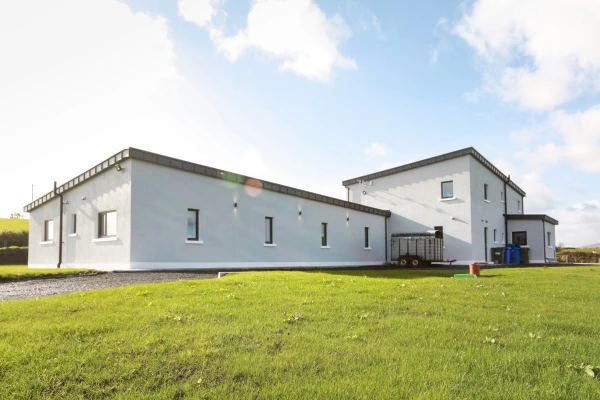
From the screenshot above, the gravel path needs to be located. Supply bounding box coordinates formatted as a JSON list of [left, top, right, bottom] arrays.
[[0, 272, 216, 301]]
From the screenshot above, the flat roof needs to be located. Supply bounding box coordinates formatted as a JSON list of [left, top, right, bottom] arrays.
[[24, 148, 392, 217], [506, 214, 559, 225], [342, 147, 526, 196]]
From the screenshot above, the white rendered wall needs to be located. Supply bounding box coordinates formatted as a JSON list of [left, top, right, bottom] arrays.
[[130, 160, 386, 269], [28, 159, 132, 269], [347, 155, 474, 263], [507, 219, 546, 263]]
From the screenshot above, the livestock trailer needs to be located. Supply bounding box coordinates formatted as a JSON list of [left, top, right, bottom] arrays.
[[391, 232, 444, 266]]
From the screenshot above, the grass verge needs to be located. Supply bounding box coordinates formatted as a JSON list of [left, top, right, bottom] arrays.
[[0, 265, 91, 282], [1, 267, 600, 398], [0, 217, 28, 232]]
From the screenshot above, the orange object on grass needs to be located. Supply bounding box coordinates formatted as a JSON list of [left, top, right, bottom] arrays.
[[469, 263, 480, 277]]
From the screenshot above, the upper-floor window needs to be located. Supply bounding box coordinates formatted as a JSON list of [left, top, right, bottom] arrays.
[[321, 223, 328, 247], [187, 209, 199, 241], [441, 181, 454, 199], [265, 217, 273, 244], [44, 220, 54, 241], [484, 184, 489, 200], [71, 214, 77, 235], [517, 200, 522, 212], [98, 211, 117, 238], [364, 227, 370, 248], [501, 191, 505, 203]]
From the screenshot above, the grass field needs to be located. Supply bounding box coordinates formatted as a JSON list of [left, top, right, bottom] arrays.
[[0, 265, 91, 282], [1, 267, 600, 398], [0, 217, 28, 232]]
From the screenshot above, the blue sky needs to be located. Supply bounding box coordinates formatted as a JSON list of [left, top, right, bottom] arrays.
[[2, 0, 599, 246]]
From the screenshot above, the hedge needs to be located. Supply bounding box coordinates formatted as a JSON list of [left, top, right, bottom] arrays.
[[0, 230, 28, 247], [0, 247, 28, 265], [557, 251, 600, 264]]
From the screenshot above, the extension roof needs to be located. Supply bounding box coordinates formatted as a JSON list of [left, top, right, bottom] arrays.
[[506, 214, 559, 225], [24, 148, 391, 217], [342, 147, 526, 197]]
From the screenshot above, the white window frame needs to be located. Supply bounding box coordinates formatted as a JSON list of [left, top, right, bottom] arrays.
[[98, 211, 117, 238], [42, 219, 54, 243], [186, 208, 203, 244]]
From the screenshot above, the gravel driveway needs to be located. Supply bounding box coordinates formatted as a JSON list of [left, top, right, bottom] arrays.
[[0, 272, 216, 301]]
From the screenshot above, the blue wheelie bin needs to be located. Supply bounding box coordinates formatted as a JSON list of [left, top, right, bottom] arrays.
[[510, 244, 521, 264], [504, 246, 512, 264]]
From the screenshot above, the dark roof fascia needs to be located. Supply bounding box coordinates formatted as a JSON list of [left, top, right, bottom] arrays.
[[24, 148, 391, 218], [506, 214, 559, 225], [342, 147, 527, 197]]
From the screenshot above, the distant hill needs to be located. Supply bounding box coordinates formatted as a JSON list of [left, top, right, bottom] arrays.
[[580, 243, 600, 249], [0, 218, 28, 233]]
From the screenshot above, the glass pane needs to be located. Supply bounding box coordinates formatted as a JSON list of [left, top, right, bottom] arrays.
[[442, 182, 453, 198], [265, 218, 272, 243], [365, 227, 369, 248], [46, 220, 54, 241], [321, 223, 327, 246], [187, 210, 197, 240], [106, 212, 117, 236], [72, 214, 77, 234]]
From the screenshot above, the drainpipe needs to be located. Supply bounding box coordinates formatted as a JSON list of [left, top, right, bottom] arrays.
[[542, 220, 547, 263], [504, 176, 509, 245], [54, 181, 63, 269]]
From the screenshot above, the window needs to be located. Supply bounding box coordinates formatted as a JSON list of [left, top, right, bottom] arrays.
[[321, 223, 328, 247], [501, 191, 505, 203], [484, 184, 489, 200], [364, 227, 370, 248], [517, 200, 521, 212], [502, 232, 505, 244], [187, 209, 199, 241], [512, 231, 527, 246], [547, 232, 552, 247], [98, 211, 117, 238], [71, 214, 77, 235], [493, 229, 497, 242], [441, 181, 454, 199], [265, 217, 273, 244], [44, 220, 54, 241]]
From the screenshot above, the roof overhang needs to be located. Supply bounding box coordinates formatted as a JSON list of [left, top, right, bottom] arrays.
[[342, 147, 526, 197], [506, 214, 559, 225]]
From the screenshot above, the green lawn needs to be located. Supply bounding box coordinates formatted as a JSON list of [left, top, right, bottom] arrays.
[[0, 265, 91, 282], [0, 217, 28, 232], [1, 267, 600, 399]]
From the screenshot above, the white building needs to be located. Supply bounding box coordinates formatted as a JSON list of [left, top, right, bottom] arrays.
[[343, 147, 557, 264], [25, 147, 557, 270]]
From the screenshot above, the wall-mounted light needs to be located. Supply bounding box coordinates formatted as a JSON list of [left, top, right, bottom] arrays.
[[81, 196, 86, 201], [114, 164, 123, 172], [234, 202, 238, 208], [298, 211, 302, 216], [63, 201, 69, 205]]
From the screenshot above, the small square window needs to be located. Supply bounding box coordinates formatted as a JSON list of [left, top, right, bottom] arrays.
[[187, 209, 199, 241], [44, 220, 54, 241], [98, 211, 117, 238], [513, 231, 527, 246], [441, 181, 454, 199]]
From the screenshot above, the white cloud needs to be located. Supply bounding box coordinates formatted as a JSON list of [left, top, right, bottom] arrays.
[[182, 0, 357, 82], [430, 48, 439, 64], [515, 104, 600, 173], [364, 142, 387, 158], [359, 12, 385, 40], [553, 200, 600, 247], [178, 0, 222, 28], [454, 0, 600, 110]]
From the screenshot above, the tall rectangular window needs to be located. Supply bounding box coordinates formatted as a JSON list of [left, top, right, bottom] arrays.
[[501, 191, 505, 202], [484, 184, 489, 200], [502, 232, 505, 244], [71, 214, 77, 235], [441, 181, 454, 199], [493, 229, 497, 242], [44, 220, 54, 241], [98, 211, 117, 238], [517, 200, 521, 212], [187, 209, 199, 241], [321, 223, 328, 247], [547, 232, 551, 246], [364, 227, 370, 248], [265, 217, 273, 244]]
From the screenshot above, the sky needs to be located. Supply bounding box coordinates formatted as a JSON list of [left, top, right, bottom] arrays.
[[1, 0, 599, 247]]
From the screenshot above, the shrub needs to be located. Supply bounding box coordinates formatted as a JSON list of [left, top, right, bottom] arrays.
[[557, 251, 600, 264], [0, 230, 28, 247], [0, 247, 28, 265]]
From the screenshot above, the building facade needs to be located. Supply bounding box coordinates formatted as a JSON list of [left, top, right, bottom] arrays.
[[25, 147, 557, 270]]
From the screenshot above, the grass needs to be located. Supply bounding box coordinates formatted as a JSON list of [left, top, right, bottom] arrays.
[[0, 217, 28, 233], [1, 267, 600, 399], [559, 248, 600, 253], [0, 265, 91, 282]]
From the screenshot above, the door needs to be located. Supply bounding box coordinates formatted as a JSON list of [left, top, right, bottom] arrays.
[[484, 227, 488, 262]]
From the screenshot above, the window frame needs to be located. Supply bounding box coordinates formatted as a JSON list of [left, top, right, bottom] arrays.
[[321, 222, 328, 247], [517, 200, 521, 212], [187, 208, 200, 241], [493, 228, 497, 242], [501, 191, 505, 203], [44, 219, 54, 242], [547, 232, 552, 247], [512, 231, 527, 246], [364, 227, 370, 249], [98, 211, 117, 238], [265, 216, 274, 245], [484, 184, 489, 200], [71, 213, 77, 235], [441, 181, 454, 199]]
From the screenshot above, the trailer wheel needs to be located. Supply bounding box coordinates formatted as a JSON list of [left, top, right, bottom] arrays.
[[410, 258, 423, 267], [398, 256, 409, 266]]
